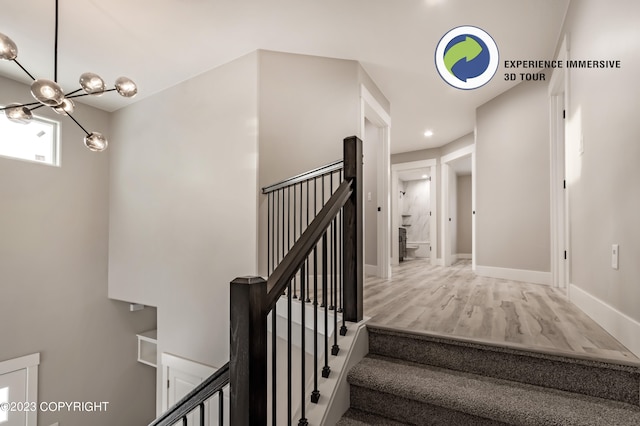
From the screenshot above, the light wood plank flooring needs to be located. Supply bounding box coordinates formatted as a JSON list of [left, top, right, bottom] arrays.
[[364, 259, 638, 362]]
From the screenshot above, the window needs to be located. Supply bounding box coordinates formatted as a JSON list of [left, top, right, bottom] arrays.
[[0, 386, 7, 423], [0, 110, 60, 166], [0, 353, 39, 426]]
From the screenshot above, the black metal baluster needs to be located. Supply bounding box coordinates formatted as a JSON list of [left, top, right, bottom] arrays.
[[311, 176, 320, 404], [340, 166, 347, 335], [298, 261, 308, 426], [329, 172, 335, 311], [305, 180, 311, 303], [199, 402, 205, 426], [287, 279, 292, 426], [322, 229, 331, 378], [276, 189, 280, 267], [218, 389, 224, 426], [299, 182, 303, 240], [281, 188, 285, 265], [320, 176, 326, 308], [292, 185, 297, 299], [182, 416, 187, 426], [268, 192, 272, 276], [332, 214, 339, 355], [272, 306, 277, 425]]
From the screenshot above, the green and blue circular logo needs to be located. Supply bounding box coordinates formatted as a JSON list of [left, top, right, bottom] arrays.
[[435, 26, 499, 90]]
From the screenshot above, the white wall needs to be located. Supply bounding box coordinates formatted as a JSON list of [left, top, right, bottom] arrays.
[[107, 52, 259, 409], [364, 119, 379, 268], [448, 167, 458, 257], [476, 77, 551, 274], [0, 75, 157, 426], [560, 0, 640, 349]]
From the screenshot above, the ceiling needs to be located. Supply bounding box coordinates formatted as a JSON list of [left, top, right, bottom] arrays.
[[0, 0, 570, 154]]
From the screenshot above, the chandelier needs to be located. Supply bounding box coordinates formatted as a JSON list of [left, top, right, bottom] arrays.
[[0, 0, 137, 152]]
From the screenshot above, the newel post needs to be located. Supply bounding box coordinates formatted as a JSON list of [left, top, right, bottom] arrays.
[[230, 276, 267, 425], [342, 136, 363, 322]]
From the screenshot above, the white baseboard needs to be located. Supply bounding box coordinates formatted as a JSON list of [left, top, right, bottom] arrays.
[[569, 284, 640, 357], [457, 253, 472, 260], [475, 265, 551, 286], [364, 264, 378, 277]]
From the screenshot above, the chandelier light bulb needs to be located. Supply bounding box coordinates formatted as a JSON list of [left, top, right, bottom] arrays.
[[79, 72, 106, 96], [4, 103, 33, 124], [0, 32, 18, 60], [53, 98, 75, 115], [31, 79, 65, 106], [115, 76, 137, 98], [84, 132, 108, 152]]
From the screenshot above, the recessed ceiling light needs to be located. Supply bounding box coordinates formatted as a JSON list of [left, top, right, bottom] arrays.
[[422, 174, 428, 179], [424, 130, 434, 137]]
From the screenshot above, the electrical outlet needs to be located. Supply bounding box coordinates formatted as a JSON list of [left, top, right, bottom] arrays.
[[612, 244, 619, 270]]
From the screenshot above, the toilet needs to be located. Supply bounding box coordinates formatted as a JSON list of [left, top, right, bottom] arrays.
[[405, 244, 419, 259], [405, 241, 429, 260]]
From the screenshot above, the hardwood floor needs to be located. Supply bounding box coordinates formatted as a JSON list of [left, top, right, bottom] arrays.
[[364, 259, 638, 362]]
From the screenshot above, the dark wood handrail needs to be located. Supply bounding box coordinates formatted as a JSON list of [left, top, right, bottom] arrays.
[[261, 160, 343, 194], [148, 362, 229, 426], [265, 178, 353, 311]]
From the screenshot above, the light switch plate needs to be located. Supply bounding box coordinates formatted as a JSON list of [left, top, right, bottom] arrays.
[[612, 244, 619, 270]]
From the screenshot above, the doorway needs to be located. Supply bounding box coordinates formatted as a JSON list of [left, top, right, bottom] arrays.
[[549, 35, 569, 289], [360, 85, 391, 279], [441, 145, 475, 268], [391, 160, 438, 267]]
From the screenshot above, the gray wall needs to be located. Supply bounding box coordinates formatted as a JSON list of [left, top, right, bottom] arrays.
[[0, 75, 157, 426], [457, 174, 472, 254], [107, 52, 259, 409], [476, 77, 550, 272], [561, 0, 640, 323]]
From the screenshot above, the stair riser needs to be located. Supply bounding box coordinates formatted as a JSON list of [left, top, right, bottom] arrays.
[[350, 385, 509, 426], [368, 328, 640, 406]]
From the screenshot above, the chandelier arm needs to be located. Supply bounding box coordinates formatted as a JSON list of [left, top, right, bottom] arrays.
[[65, 112, 91, 136], [0, 101, 41, 111], [66, 88, 117, 99], [65, 88, 83, 97], [12, 59, 37, 81], [54, 0, 59, 82]]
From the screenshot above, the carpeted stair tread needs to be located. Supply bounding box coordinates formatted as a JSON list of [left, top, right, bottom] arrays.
[[367, 325, 640, 406], [336, 408, 410, 425], [347, 355, 640, 426]]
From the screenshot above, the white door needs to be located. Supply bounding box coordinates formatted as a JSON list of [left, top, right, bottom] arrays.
[[162, 353, 228, 425], [0, 369, 27, 426]]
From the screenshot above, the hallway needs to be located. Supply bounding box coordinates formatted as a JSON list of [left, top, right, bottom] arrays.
[[364, 259, 638, 362]]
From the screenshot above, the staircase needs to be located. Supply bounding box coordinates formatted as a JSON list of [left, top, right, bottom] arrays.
[[338, 325, 640, 425]]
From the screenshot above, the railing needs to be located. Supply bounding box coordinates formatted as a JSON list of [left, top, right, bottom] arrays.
[[149, 363, 229, 426], [231, 136, 363, 425], [149, 136, 363, 426]]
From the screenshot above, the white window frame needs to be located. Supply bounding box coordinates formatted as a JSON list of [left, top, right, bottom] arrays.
[[0, 109, 61, 167], [0, 353, 40, 426]]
